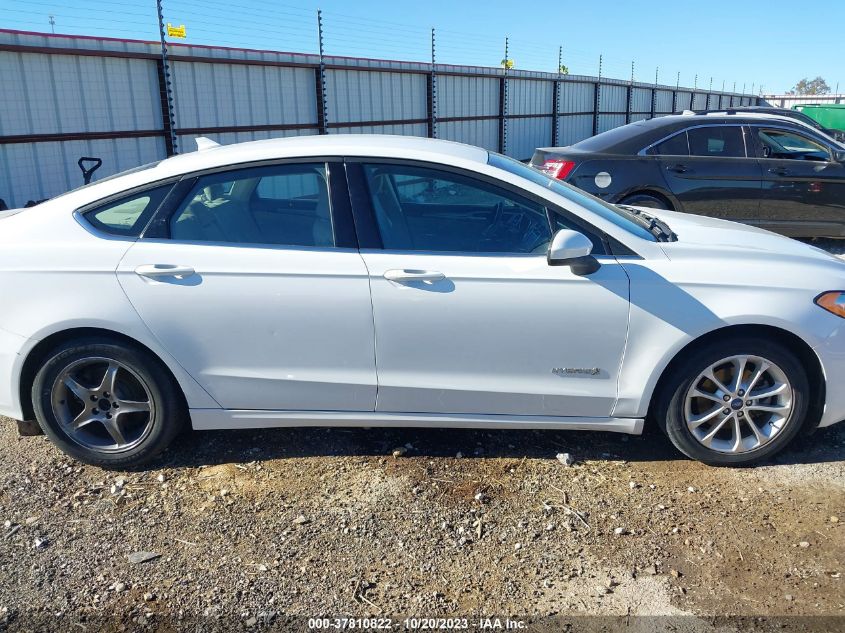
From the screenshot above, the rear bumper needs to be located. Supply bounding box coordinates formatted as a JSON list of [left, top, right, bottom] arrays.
[[0, 326, 28, 420]]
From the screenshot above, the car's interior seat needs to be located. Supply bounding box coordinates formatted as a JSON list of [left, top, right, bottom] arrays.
[[368, 172, 412, 249], [171, 189, 263, 244]]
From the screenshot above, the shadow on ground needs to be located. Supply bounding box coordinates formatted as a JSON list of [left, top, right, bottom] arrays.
[[151, 421, 845, 471]]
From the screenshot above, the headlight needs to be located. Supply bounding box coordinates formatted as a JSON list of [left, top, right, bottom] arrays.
[[815, 291, 845, 318]]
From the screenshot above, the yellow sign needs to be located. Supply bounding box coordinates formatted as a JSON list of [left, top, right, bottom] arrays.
[[166, 23, 186, 39]]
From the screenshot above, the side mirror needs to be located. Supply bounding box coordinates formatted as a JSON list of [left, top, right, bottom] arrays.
[[833, 149, 845, 163], [547, 229, 600, 275]]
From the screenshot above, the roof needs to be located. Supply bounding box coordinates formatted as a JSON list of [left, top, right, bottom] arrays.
[[540, 112, 825, 154], [156, 134, 489, 178]]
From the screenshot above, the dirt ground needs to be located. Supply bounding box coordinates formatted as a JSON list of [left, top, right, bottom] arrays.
[[0, 419, 842, 632], [0, 239, 843, 632]]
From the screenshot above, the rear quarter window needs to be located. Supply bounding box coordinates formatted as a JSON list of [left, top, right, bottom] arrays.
[[81, 184, 173, 237]]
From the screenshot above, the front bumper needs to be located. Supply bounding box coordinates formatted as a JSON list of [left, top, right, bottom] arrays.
[[815, 331, 845, 428], [0, 326, 28, 420]]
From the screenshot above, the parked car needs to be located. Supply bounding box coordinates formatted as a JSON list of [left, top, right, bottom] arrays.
[[533, 113, 845, 238], [1, 135, 844, 468], [700, 105, 845, 142]]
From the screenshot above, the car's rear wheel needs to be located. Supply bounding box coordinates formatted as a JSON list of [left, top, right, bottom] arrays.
[[618, 193, 670, 210], [655, 337, 809, 466], [32, 338, 186, 468]]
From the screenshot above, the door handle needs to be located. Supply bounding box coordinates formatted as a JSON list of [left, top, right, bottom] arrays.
[[383, 269, 445, 283], [767, 167, 790, 176], [665, 164, 689, 174], [135, 264, 196, 279]]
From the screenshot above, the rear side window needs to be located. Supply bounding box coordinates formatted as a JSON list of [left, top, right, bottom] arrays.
[[168, 163, 334, 247], [647, 132, 689, 156], [687, 127, 746, 158], [82, 184, 172, 236]]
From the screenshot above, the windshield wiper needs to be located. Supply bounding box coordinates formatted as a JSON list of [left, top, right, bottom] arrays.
[[616, 205, 678, 242]]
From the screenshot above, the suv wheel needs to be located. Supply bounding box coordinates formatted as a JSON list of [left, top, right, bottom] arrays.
[[32, 338, 186, 468], [655, 337, 809, 466]]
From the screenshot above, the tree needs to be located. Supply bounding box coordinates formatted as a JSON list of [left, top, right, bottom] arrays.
[[788, 77, 831, 96], [558, 64, 570, 75], [500, 58, 514, 70]]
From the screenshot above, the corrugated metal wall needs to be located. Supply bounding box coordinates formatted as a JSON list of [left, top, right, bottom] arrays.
[[0, 29, 757, 207]]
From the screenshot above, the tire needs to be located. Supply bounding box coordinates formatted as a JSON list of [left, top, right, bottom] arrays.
[[654, 336, 809, 466], [618, 193, 670, 210], [32, 338, 186, 469]]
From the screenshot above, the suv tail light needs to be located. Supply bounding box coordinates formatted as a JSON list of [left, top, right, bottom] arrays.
[[540, 159, 576, 180]]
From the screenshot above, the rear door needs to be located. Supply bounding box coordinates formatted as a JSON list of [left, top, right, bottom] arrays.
[[749, 125, 845, 237], [117, 160, 377, 412], [650, 125, 763, 221]]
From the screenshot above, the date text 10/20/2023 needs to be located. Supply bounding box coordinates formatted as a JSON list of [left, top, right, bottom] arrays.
[[307, 617, 527, 630]]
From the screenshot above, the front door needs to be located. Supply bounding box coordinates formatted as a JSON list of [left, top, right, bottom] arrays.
[[750, 125, 845, 237], [117, 161, 377, 411], [349, 161, 630, 418], [657, 124, 762, 222]]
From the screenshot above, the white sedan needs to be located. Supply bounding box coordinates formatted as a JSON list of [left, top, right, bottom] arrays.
[[1, 135, 844, 468]]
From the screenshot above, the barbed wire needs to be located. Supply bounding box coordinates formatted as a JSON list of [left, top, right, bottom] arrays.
[[0, 0, 785, 94]]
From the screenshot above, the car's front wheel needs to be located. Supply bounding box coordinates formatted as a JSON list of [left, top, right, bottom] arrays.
[[655, 337, 809, 466], [32, 338, 186, 468]]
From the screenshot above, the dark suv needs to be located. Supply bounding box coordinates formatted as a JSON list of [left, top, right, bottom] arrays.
[[532, 113, 845, 238]]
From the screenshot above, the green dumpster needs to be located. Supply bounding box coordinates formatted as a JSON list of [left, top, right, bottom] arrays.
[[792, 104, 845, 132]]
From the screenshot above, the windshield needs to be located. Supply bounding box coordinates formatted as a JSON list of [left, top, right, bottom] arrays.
[[487, 152, 656, 242]]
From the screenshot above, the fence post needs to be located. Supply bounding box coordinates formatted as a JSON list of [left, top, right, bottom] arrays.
[[315, 10, 328, 135], [651, 66, 658, 119], [626, 61, 633, 124], [155, 0, 177, 155], [672, 71, 679, 113], [593, 54, 602, 136], [498, 37, 509, 155], [428, 27, 437, 139], [551, 45, 561, 147]]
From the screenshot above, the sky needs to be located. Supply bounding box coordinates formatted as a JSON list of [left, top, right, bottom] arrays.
[[2, 0, 842, 95]]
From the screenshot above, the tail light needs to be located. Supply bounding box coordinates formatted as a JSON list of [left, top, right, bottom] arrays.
[[540, 159, 576, 180]]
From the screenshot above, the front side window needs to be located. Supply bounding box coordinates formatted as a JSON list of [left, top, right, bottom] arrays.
[[755, 128, 830, 162], [169, 163, 333, 247], [83, 184, 172, 236], [362, 163, 552, 254], [687, 126, 746, 157]]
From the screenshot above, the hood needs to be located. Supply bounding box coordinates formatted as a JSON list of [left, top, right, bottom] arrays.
[[632, 206, 844, 266]]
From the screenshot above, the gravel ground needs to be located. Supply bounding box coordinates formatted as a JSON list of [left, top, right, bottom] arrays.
[[1, 240, 843, 632]]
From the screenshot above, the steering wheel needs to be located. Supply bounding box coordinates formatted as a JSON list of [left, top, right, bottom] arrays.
[[482, 202, 506, 238]]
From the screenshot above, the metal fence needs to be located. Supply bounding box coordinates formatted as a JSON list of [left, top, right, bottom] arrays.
[[0, 28, 759, 208], [763, 94, 845, 108]]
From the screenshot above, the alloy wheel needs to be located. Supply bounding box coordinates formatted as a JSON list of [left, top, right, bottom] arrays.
[[683, 354, 793, 454], [49, 357, 156, 453]]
